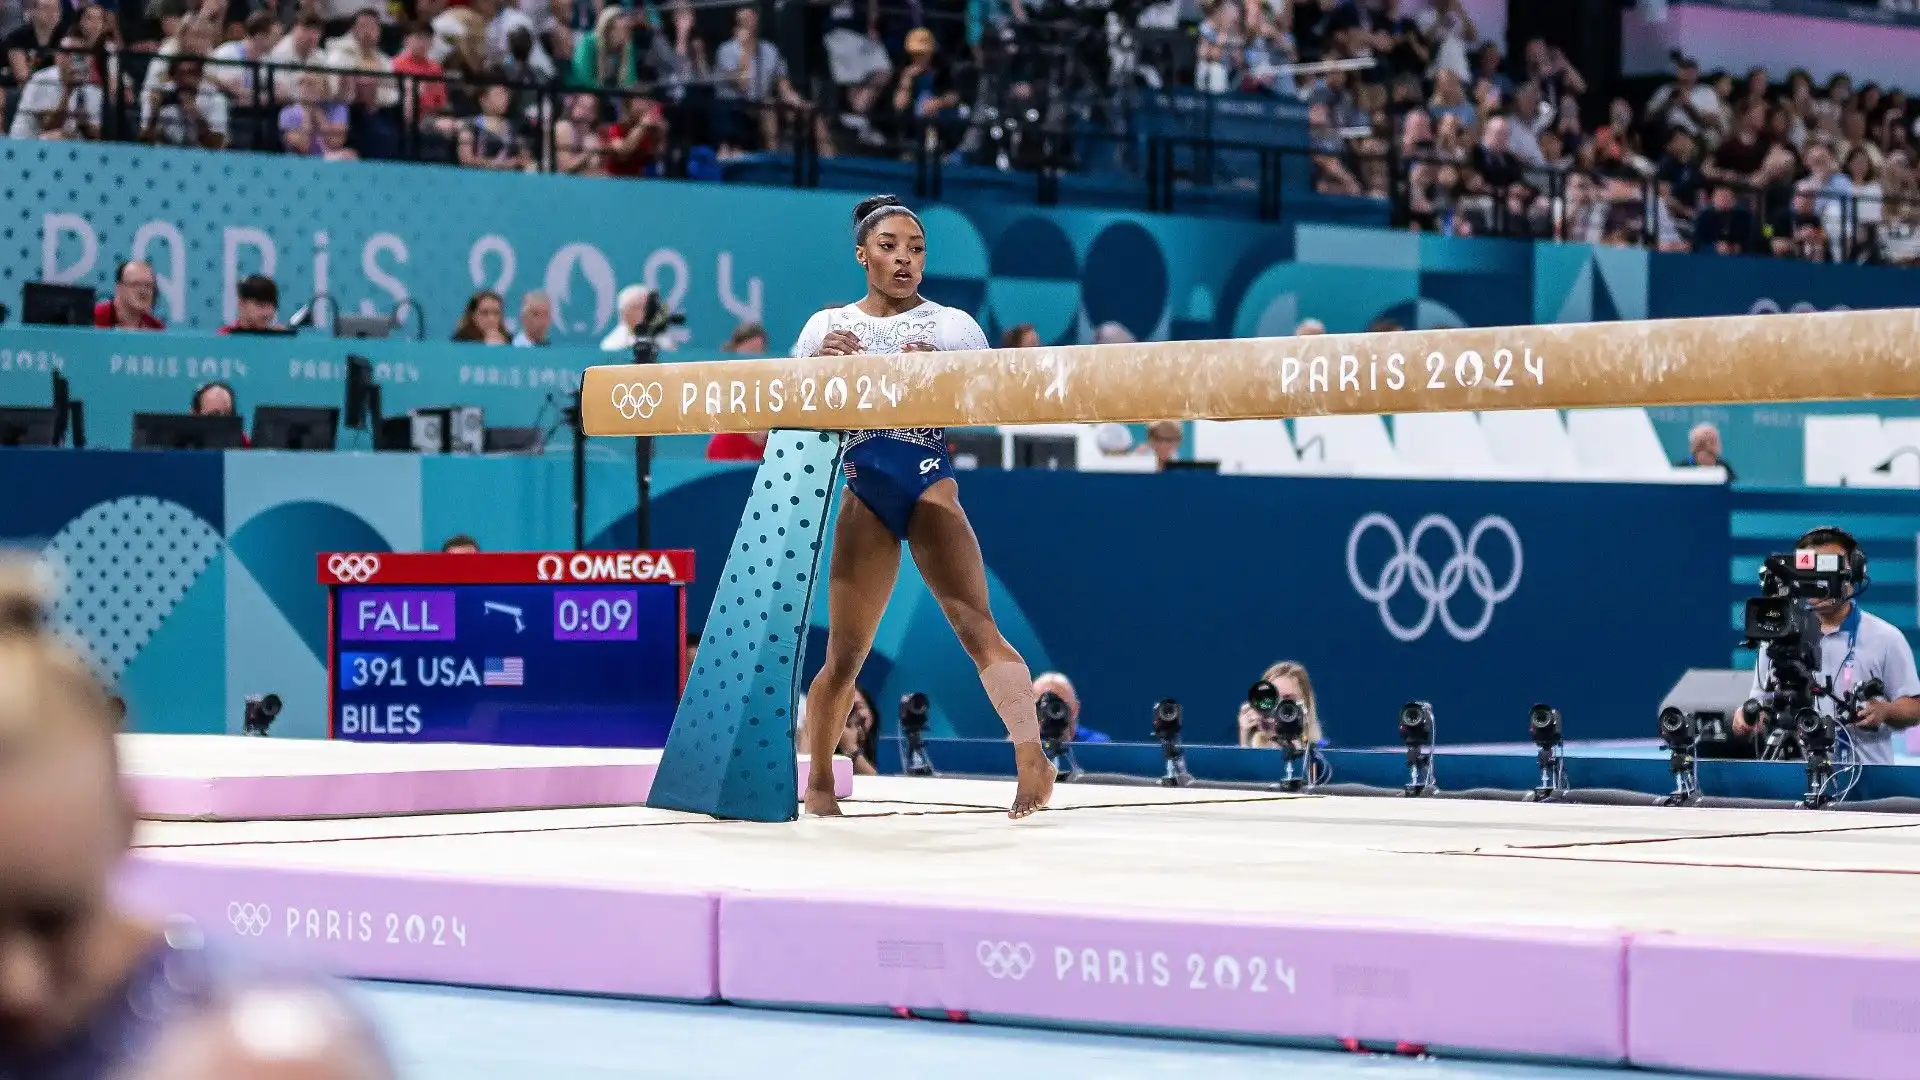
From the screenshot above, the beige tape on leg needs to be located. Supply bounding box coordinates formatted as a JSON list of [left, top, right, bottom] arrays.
[[982, 661, 1039, 745]]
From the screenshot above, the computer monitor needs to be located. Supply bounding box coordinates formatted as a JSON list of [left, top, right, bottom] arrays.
[[251, 405, 339, 450], [22, 283, 96, 326], [131, 413, 247, 450], [484, 426, 542, 453], [945, 430, 1004, 470], [1012, 434, 1076, 470], [0, 408, 59, 446], [335, 315, 394, 340]]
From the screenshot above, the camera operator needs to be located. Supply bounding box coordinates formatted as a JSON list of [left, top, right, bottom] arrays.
[[1030, 671, 1110, 742], [1732, 527, 1920, 763]]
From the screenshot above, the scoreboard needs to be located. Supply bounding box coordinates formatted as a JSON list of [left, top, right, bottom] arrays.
[[320, 551, 692, 748]]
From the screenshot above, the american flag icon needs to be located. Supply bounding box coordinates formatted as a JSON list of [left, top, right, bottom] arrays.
[[483, 657, 524, 687]]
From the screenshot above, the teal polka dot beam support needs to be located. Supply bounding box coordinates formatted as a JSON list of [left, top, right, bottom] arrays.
[[646, 431, 845, 822]]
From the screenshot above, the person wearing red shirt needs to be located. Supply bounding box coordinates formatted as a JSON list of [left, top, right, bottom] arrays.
[[602, 96, 667, 177], [93, 261, 165, 330], [706, 432, 767, 460]]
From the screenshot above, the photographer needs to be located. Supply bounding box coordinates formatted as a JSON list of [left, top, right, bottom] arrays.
[[1733, 527, 1920, 763], [1238, 660, 1325, 748], [1030, 671, 1110, 743]]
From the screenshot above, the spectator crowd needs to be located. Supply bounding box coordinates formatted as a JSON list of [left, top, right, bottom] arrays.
[[6, 0, 1920, 267]]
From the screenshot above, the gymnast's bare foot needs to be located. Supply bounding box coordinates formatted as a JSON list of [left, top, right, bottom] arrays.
[[1010, 741, 1054, 819], [803, 783, 843, 817]]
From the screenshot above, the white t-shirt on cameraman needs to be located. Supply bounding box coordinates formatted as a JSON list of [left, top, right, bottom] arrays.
[[1748, 604, 1920, 764]]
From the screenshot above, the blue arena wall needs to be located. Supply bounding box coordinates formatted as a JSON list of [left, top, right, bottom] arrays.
[[8, 142, 1918, 482], [0, 445, 1801, 749]]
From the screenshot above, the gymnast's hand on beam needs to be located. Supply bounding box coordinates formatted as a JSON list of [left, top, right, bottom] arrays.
[[815, 330, 863, 356], [900, 341, 937, 353]]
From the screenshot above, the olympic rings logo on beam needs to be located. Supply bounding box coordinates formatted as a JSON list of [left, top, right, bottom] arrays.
[[976, 940, 1034, 980], [327, 554, 382, 583], [610, 382, 666, 420], [227, 902, 272, 937], [1346, 513, 1523, 643]]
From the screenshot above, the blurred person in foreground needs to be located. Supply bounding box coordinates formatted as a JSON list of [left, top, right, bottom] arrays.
[[838, 685, 880, 775], [0, 559, 392, 1079]]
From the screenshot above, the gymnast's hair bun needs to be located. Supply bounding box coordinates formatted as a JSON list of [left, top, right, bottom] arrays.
[[0, 556, 50, 637], [852, 194, 905, 225]]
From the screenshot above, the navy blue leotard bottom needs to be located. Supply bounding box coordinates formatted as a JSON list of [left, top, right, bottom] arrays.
[[842, 432, 954, 540]]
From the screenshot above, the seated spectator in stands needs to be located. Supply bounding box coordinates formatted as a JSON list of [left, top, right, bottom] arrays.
[[440, 534, 480, 553], [1802, 142, 1853, 221], [220, 274, 281, 334], [1145, 420, 1182, 470], [1843, 147, 1884, 250], [281, 72, 356, 160], [1678, 422, 1735, 482], [346, 73, 405, 160], [656, 0, 710, 98], [1646, 55, 1722, 147], [452, 291, 510, 344], [391, 21, 458, 144], [1837, 108, 1882, 175], [1426, 67, 1473, 131], [1002, 324, 1039, 349], [1692, 184, 1755, 256], [713, 6, 810, 156], [1308, 102, 1362, 196], [268, 14, 328, 103], [1030, 671, 1109, 743], [94, 261, 165, 331], [1414, 0, 1473, 84], [191, 381, 237, 419], [1468, 116, 1525, 194], [601, 285, 651, 351], [1237, 660, 1324, 749], [570, 6, 641, 90], [1770, 182, 1831, 262], [141, 57, 229, 149], [9, 45, 102, 141], [1812, 73, 1851, 141], [1655, 129, 1704, 221], [142, 13, 217, 103], [822, 0, 891, 149], [498, 25, 557, 104], [888, 27, 960, 150], [602, 93, 667, 177], [550, 92, 606, 175], [458, 84, 532, 171], [208, 12, 279, 102], [513, 291, 552, 346], [488, 0, 557, 83], [326, 8, 398, 107], [4, 0, 62, 87], [723, 322, 768, 354], [1705, 102, 1773, 188]]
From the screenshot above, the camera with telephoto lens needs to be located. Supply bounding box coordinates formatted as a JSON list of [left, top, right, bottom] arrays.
[[243, 693, 281, 737], [1248, 679, 1311, 792], [897, 692, 934, 777], [1151, 698, 1191, 787], [629, 291, 687, 364], [1656, 706, 1701, 806], [1035, 691, 1079, 780], [1742, 551, 1850, 759]]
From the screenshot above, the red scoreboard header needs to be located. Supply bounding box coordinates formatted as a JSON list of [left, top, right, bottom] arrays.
[[317, 550, 696, 587]]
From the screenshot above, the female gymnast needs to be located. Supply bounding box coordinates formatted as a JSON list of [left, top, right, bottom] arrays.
[[795, 194, 1053, 819], [0, 560, 389, 1079]]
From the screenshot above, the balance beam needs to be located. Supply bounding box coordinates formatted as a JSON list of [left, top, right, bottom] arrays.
[[582, 309, 1920, 437]]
